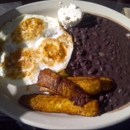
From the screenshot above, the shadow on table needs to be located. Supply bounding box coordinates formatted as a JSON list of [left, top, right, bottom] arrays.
[[0, 0, 44, 4], [98, 118, 130, 130], [0, 0, 19, 4]]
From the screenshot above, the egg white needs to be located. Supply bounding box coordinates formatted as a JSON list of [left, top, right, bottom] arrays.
[[0, 14, 74, 86]]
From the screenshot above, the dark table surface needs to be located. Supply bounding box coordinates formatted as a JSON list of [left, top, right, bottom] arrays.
[[0, 0, 130, 130]]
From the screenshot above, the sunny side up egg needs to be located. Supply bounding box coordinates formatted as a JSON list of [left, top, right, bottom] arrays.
[[0, 14, 74, 86]]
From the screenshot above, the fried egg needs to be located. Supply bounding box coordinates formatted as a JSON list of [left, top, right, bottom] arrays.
[[0, 14, 74, 86]]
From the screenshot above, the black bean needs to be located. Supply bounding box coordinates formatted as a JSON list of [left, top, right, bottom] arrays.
[[118, 89, 123, 94], [126, 83, 130, 88], [108, 45, 114, 50], [99, 66, 105, 71], [80, 61, 87, 67], [92, 31, 99, 36], [102, 58, 108, 63], [103, 99, 107, 104], [94, 44, 100, 50], [105, 105, 112, 111], [78, 57, 85, 62], [86, 64, 92, 70], [106, 52, 112, 56], [87, 67, 97, 75], [68, 28, 73, 32], [81, 34, 88, 40], [93, 41, 97, 45], [113, 103, 118, 108], [96, 72, 102, 76], [82, 69, 89, 76], [70, 62, 76, 67], [97, 17, 102, 24], [115, 67, 120, 73], [99, 95, 104, 102], [102, 29, 107, 33], [73, 69, 82, 76], [80, 29, 86, 33], [96, 60, 101, 65], [74, 28, 79, 33], [77, 32, 81, 37], [112, 51, 117, 55], [105, 41, 110, 45], [105, 65, 113, 70], [72, 66, 76, 70], [123, 71, 127, 75], [81, 50, 87, 56], [66, 13, 130, 113], [82, 65, 88, 70], [110, 97, 117, 102], [76, 51, 82, 56], [105, 93, 112, 99], [93, 52, 99, 56], [88, 54, 93, 61], [82, 40, 87, 45], [76, 41, 82, 46], [73, 35, 77, 42], [126, 79, 130, 83], [123, 92, 129, 97]]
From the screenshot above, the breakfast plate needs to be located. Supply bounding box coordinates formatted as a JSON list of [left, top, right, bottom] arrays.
[[0, 0, 130, 129]]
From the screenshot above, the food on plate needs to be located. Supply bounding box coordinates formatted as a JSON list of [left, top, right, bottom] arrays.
[[68, 76, 114, 95], [58, 69, 68, 77], [39, 75, 101, 95], [19, 67, 114, 116], [0, 14, 74, 86], [18, 94, 99, 116], [37, 68, 90, 106], [100, 77, 114, 91], [39, 75, 114, 95], [66, 13, 130, 113], [58, 3, 83, 29], [39, 86, 53, 93], [1, 2, 130, 116], [55, 70, 114, 93]]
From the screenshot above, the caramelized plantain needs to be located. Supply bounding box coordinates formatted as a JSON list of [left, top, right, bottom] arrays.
[[100, 77, 114, 91], [68, 76, 114, 94], [37, 69, 90, 106], [39, 86, 56, 94], [58, 69, 68, 77], [68, 76, 102, 95], [19, 94, 99, 116]]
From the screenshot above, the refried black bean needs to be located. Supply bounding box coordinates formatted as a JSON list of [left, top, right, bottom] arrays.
[[66, 13, 130, 113]]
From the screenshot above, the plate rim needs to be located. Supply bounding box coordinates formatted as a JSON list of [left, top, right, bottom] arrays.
[[0, 0, 130, 129]]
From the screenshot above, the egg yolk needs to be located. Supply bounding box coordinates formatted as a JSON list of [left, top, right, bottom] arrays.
[[3, 48, 37, 79], [11, 18, 44, 44], [35, 38, 68, 67]]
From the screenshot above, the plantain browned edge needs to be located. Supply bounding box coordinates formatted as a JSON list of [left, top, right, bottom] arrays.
[[68, 76, 115, 94], [39, 73, 114, 96], [37, 68, 90, 106], [18, 94, 100, 117], [58, 69, 115, 92], [100, 77, 115, 92], [67, 76, 102, 95]]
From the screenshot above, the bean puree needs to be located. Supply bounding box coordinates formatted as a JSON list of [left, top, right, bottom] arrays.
[[66, 13, 130, 113]]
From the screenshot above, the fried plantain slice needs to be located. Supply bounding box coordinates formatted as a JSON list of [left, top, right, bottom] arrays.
[[18, 94, 99, 116], [39, 86, 56, 94], [100, 77, 114, 91], [37, 69, 90, 106], [68, 76, 102, 95], [67, 76, 114, 94]]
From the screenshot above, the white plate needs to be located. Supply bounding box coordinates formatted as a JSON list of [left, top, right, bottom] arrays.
[[0, 0, 130, 129]]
